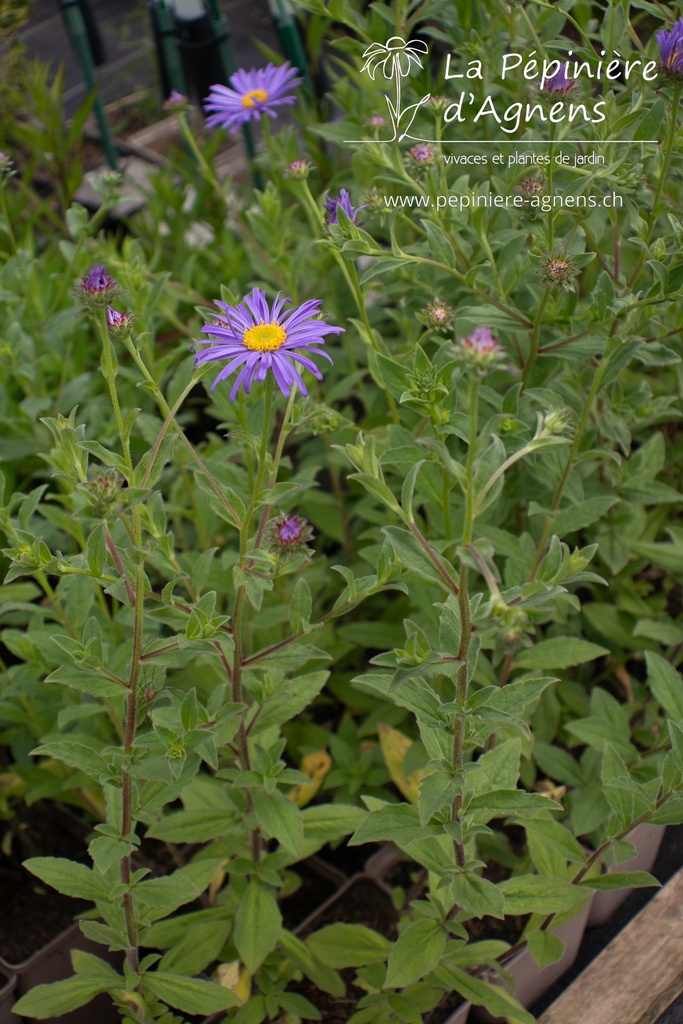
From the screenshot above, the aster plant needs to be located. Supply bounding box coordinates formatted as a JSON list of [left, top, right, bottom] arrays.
[[5, 3, 683, 1023]]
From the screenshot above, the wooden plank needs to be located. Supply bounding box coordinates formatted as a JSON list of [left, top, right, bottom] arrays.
[[539, 868, 683, 1024]]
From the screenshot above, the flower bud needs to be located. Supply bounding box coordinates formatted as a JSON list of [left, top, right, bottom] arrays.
[[419, 298, 455, 332], [164, 90, 189, 111], [73, 265, 120, 307], [407, 143, 434, 165], [537, 247, 580, 291], [106, 307, 134, 333], [267, 512, 315, 556], [457, 326, 505, 371], [285, 159, 311, 179]]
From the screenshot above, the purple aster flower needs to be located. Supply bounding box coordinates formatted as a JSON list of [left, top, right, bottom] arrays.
[[657, 18, 683, 76], [194, 287, 344, 401], [203, 62, 302, 133], [542, 63, 574, 95], [267, 511, 315, 555], [73, 265, 120, 306], [323, 188, 367, 225]]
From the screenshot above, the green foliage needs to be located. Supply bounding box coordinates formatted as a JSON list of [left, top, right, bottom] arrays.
[[2, 2, 683, 1021]]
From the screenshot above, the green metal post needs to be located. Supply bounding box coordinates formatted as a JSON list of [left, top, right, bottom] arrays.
[[61, 0, 119, 169], [273, 0, 313, 94], [203, 0, 260, 186], [154, 0, 189, 97]]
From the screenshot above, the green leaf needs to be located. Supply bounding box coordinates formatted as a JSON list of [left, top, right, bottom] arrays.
[[86, 523, 106, 577], [421, 219, 456, 267], [646, 651, 683, 722], [301, 804, 366, 857], [375, 353, 412, 400], [668, 720, 683, 774], [45, 666, 126, 699], [465, 739, 521, 796], [135, 860, 223, 916], [467, 790, 562, 819], [89, 836, 136, 874], [450, 873, 505, 919], [23, 858, 110, 902], [13, 977, 114, 1018], [252, 789, 303, 858], [349, 803, 442, 846], [279, 929, 345, 997], [251, 671, 330, 734], [632, 98, 665, 142], [526, 927, 565, 968], [524, 818, 585, 877], [385, 919, 446, 989], [580, 870, 659, 891], [651, 798, 683, 824], [289, 576, 312, 633], [483, 677, 556, 718], [146, 810, 235, 843], [158, 918, 232, 975], [514, 638, 608, 670], [565, 718, 635, 759], [31, 741, 109, 782], [497, 876, 585, 915], [553, 497, 619, 538], [71, 950, 122, 983], [437, 966, 535, 1024], [383, 525, 454, 589], [144, 972, 238, 1014], [233, 880, 282, 972], [308, 924, 392, 968]]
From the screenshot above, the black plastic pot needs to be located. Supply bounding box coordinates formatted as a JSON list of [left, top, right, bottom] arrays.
[[0, 923, 119, 1024], [0, 969, 17, 1024]]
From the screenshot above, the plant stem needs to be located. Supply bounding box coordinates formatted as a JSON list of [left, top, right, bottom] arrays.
[[251, 384, 296, 554], [451, 378, 479, 868], [333, 251, 400, 424], [120, 549, 144, 973], [119, 333, 242, 527], [231, 378, 275, 863], [529, 353, 611, 577], [177, 109, 224, 202], [627, 83, 682, 289], [522, 289, 550, 388], [97, 312, 130, 470]]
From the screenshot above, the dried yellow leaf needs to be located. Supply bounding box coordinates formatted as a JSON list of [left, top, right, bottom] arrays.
[[289, 749, 332, 808], [377, 722, 422, 805]]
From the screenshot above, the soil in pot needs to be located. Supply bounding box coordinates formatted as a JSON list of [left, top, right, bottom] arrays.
[[280, 861, 341, 930], [291, 876, 398, 1024], [292, 876, 469, 1024], [317, 839, 381, 877], [0, 802, 91, 966]]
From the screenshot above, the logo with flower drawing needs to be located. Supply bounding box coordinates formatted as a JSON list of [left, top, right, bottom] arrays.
[[348, 36, 433, 142]]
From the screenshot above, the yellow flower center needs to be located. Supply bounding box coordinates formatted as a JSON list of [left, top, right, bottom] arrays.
[[242, 89, 269, 109], [243, 322, 287, 351]]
